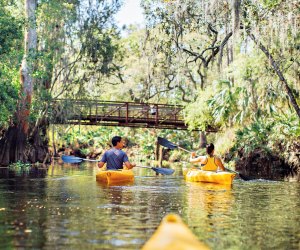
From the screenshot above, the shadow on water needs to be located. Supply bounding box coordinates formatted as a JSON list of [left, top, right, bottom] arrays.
[[0, 166, 48, 248], [0, 166, 47, 179]]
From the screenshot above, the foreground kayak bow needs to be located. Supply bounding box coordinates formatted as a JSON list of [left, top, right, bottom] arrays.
[[142, 214, 209, 250]]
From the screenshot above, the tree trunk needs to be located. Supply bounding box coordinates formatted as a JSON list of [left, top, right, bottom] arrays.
[[249, 33, 300, 119], [0, 0, 44, 166], [155, 140, 159, 162], [0, 127, 27, 164], [158, 146, 163, 167], [199, 131, 207, 148], [19, 0, 37, 133]]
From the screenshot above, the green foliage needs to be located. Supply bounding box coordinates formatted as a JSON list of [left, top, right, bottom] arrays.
[[232, 118, 274, 156], [261, 0, 283, 10], [134, 131, 157, 160], [184, 88, 216, 130], [208, 80, 246, 125], [270, 113, 300, 139], [60, 126, 126, 149], [81, 27, 121, 75], [8, 161, 31, 175], [0, 79, 19, 128], [54, 126, 199, 162], [0, 7, 23, 55], [80, 148, 90, 156], [185, 79, 253, 129], [230, 112, 299, 158], [9, 161, 31, 168], [0, 3, 23, 129]]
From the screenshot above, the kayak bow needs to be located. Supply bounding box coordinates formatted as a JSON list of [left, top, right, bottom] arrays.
[[142, 214, 209, 250]]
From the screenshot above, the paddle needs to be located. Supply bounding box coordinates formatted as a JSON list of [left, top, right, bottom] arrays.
[[157, 137, 251, 181], [61, 155, 174, 175]]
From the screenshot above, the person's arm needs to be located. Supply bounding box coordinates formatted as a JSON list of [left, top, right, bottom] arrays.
[[190, 152, 205, 164], [98, 152, 106, 169], [122, 151, 135, 169], [215, 157, 225, 171], [98, 161, 105, 168], [124, 161, 136, 170]]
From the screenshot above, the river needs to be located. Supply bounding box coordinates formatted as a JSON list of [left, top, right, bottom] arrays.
[[0, 162, 299, 249]]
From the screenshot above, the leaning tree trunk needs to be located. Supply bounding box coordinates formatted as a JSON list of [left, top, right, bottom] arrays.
[[0, 0, 43, 166], [249, 33, 300, 119]]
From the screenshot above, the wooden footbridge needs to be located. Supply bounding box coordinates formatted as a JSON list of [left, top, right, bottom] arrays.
[[51, 99, 215, 131]]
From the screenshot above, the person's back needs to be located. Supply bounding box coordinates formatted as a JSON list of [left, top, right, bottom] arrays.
[[101, 148, 128, 170], [201, 156, 218, 171], [98, 136, 136, 170], [190, 143, 225, 171]]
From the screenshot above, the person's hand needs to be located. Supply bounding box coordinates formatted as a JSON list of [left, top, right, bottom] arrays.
[[131, 163, 136, 168]]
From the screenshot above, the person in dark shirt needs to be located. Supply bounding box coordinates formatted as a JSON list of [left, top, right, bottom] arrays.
[[98, 136, 136, 170]]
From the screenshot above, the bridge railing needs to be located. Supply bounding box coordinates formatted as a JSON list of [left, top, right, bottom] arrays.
[[50, 99, 185, 127]]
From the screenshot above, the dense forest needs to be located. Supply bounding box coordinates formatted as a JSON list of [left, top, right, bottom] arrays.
[[0, 0, 299, 180]]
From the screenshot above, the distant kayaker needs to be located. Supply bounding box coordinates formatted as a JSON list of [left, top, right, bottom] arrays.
[[190, 143, 225, 171], [98, 136, 136, 170]]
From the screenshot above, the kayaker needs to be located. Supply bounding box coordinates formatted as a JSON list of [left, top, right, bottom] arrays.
[[98, 136, 136, 170], [190, 143, 225, 171]]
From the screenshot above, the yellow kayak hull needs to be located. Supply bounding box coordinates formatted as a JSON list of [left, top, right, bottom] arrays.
[[185, 168, 236, 185], [96, 170, 134, 185], [142, 214, 209, 250]]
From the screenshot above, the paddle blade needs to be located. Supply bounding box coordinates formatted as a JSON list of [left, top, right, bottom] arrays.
[[238, 173, 252, 181], [152, 167, 175, 175], [225, 167, 251, 181], [62, 155, 83, 164], [157, 137, 178, 150]]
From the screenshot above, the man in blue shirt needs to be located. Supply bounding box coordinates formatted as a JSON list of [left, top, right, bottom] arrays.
[[98, 136, 136, 170]]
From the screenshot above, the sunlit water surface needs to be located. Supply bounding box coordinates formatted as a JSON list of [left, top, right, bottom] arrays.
[[0, 163, 299, 249]]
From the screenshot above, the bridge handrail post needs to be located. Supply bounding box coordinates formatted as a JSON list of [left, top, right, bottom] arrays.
[[95, 102, 98, 122], [155, 104, 158, 125], [126, 102, 128, 124]]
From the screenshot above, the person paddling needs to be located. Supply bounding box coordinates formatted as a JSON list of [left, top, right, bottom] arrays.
[[98, 136, 136, 170], [190, 143, 225, 171]]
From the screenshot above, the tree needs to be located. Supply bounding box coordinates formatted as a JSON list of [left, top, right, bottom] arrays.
[[0, 0, 40, 165], [0, 2, 22, 131], [0, 0, 124, 165], [241, 0, 300, 118], [141, 0, 234, 99]]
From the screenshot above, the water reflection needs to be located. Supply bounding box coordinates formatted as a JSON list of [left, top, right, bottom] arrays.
[[0, 166, 48, 248], [184, 182, 234, 244], [0, 163, 299, 249], [186, 182, 233, 215], [96, 182, 134, 212]]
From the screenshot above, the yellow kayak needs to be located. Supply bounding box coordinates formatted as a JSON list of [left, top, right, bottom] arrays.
[[96, 169, 134, 185], [184, 168, 236, 185], [142, 214, 209, 250]]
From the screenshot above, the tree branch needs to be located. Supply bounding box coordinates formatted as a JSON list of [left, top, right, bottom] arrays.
[[249, 33, 300, 119]]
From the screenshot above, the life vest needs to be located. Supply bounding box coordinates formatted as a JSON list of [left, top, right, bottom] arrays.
[[201, 156, 218, 171]]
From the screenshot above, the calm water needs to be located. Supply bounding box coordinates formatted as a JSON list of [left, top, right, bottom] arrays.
[[0, 163, 299, 250]]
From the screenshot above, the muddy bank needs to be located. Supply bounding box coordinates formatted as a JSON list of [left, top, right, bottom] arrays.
[[234, 144, 300, 181]]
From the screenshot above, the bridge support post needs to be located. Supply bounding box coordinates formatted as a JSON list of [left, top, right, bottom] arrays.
[[199, 131, 207, 148], [155, 140, 163, 167]]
